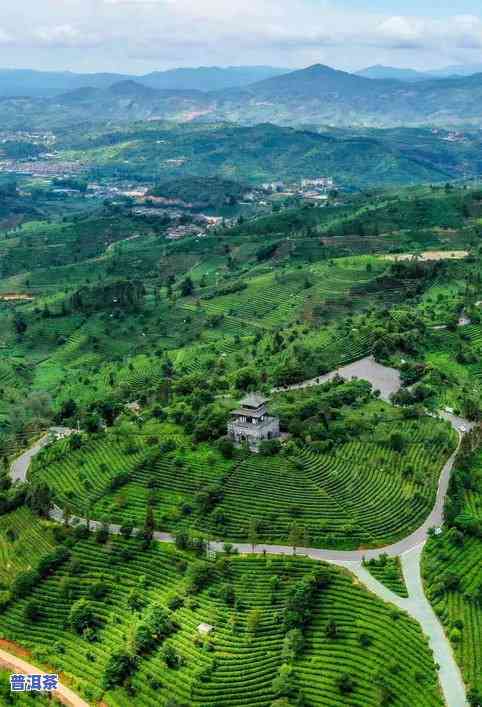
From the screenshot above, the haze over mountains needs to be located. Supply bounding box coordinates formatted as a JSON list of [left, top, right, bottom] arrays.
[[3, 62, 482, 129], [0, 66, 288, 98], [356, 64, 482, 82]]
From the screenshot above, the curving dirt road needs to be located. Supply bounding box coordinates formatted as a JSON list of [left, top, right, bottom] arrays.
[[0, 648, 89, 707]]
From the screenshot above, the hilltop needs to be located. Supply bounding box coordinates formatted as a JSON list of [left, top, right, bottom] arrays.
[[3, 63, 482, 129]]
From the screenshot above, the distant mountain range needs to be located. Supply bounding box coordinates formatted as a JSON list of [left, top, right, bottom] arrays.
[[3, 63, 482, 129], [0, 66, 288, 98], [2, 62, 482, 99], [357, 63, 482, 82], [356, 65, 430, 82]]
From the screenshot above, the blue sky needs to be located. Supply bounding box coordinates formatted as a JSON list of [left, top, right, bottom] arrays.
[[0, 0, 481, 73], [336, 0, 482, 15]]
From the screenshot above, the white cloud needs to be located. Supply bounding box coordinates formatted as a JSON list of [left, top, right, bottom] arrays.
[[1, 1, 482, 72], [376, 16, 425, 47], [32, 24, 102, 48], [0, 27, 13, 44]]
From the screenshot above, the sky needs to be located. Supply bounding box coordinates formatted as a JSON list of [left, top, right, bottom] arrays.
[[1, 0, 482, 74]]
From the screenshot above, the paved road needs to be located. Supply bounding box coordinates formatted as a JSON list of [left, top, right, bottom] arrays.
[[49, 435, 460, 563], [10, 374, 473, 706], [272, 355, 401, 402], [400, 546, 468, 707], [0, 648, 89, 707], [333, 550, 468, 707], [10, 428, 74, 484]]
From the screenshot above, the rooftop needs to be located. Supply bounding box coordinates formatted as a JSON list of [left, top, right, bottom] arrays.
[[239, 393, 268, 409], [197, 623, 214, 636]]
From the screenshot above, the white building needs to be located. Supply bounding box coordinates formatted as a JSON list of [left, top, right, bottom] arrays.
[[227, 394, 280, 452]]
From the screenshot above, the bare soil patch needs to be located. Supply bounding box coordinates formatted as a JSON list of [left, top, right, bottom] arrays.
[[384, 250, 468, 262]]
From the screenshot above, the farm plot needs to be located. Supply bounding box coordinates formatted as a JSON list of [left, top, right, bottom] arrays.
[[363, 555, 408, 597], [212, 417, 455, 549], [30, 436, 144, 513], [31, 432, 234, 533], [423, 445, 482, 698], [0, 539, 443, 707], [0, 508, 55, 587], [190, 257, 384, 330]]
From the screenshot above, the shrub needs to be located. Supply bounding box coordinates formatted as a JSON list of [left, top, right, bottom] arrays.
[[135, 605, 177, 654], [103, 650, 138, 689], [23, 600, 41, 622], [11, 570, 40, 599], [338, 673, 356, 695], [162, 642, 183, 668], [69, 598, 96, 634]]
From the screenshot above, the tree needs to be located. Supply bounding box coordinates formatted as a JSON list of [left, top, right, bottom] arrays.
[[162, 642, 182, 668], [69, 598, 95, 634], [174, 530, 189, 550], [180, 277, 194, 297], [288, 524, 304, 555], [389, 432, 406, 453], [218, 438, 235, 459], [325, 619, 338, 639], [467, 687, 482, 707], [58, 398, 77, 421], [272, 663, 297, 699], [11, 570, 39, 599], [89, 580, 109, 600], [140, 505, 155, 549], [102, 650, 138, 689], [338, 673, 356, 695], [95, 522, 109, 544], [120, 521, 134, 539], [24, 599, 41, 622], [26, 482, 52, 517], [281, 628, 305, 661], [185, 560, 214, 594], [246, 608, 262, 636], [127, 587, 145, 612], [13, 313, 27, 335], [259, 439, 281, 456], [219, 582, 236, 606], [248, 518, 259, 552], [135, 604, 177, 654]]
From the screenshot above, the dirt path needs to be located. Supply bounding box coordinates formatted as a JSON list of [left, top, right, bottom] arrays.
[[0, 648, 89, 706]]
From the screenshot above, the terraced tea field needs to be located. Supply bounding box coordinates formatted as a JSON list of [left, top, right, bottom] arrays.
[[30, 432, 234, 532], [0, 508, 55, 586], [187, 257, 385, 329], [0, 535, 444, 707], [423, 444, 482, 698], [363, 555, 408, 597], [30, 412, 455, 551], [207, 417, 455, 549]]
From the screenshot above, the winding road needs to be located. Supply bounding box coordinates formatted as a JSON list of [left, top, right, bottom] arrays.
[[9, 362, 473, 707], [0, 648, 89, 707]]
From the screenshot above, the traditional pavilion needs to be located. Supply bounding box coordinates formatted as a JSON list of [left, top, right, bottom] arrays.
[[227, 393, 280, 451]]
